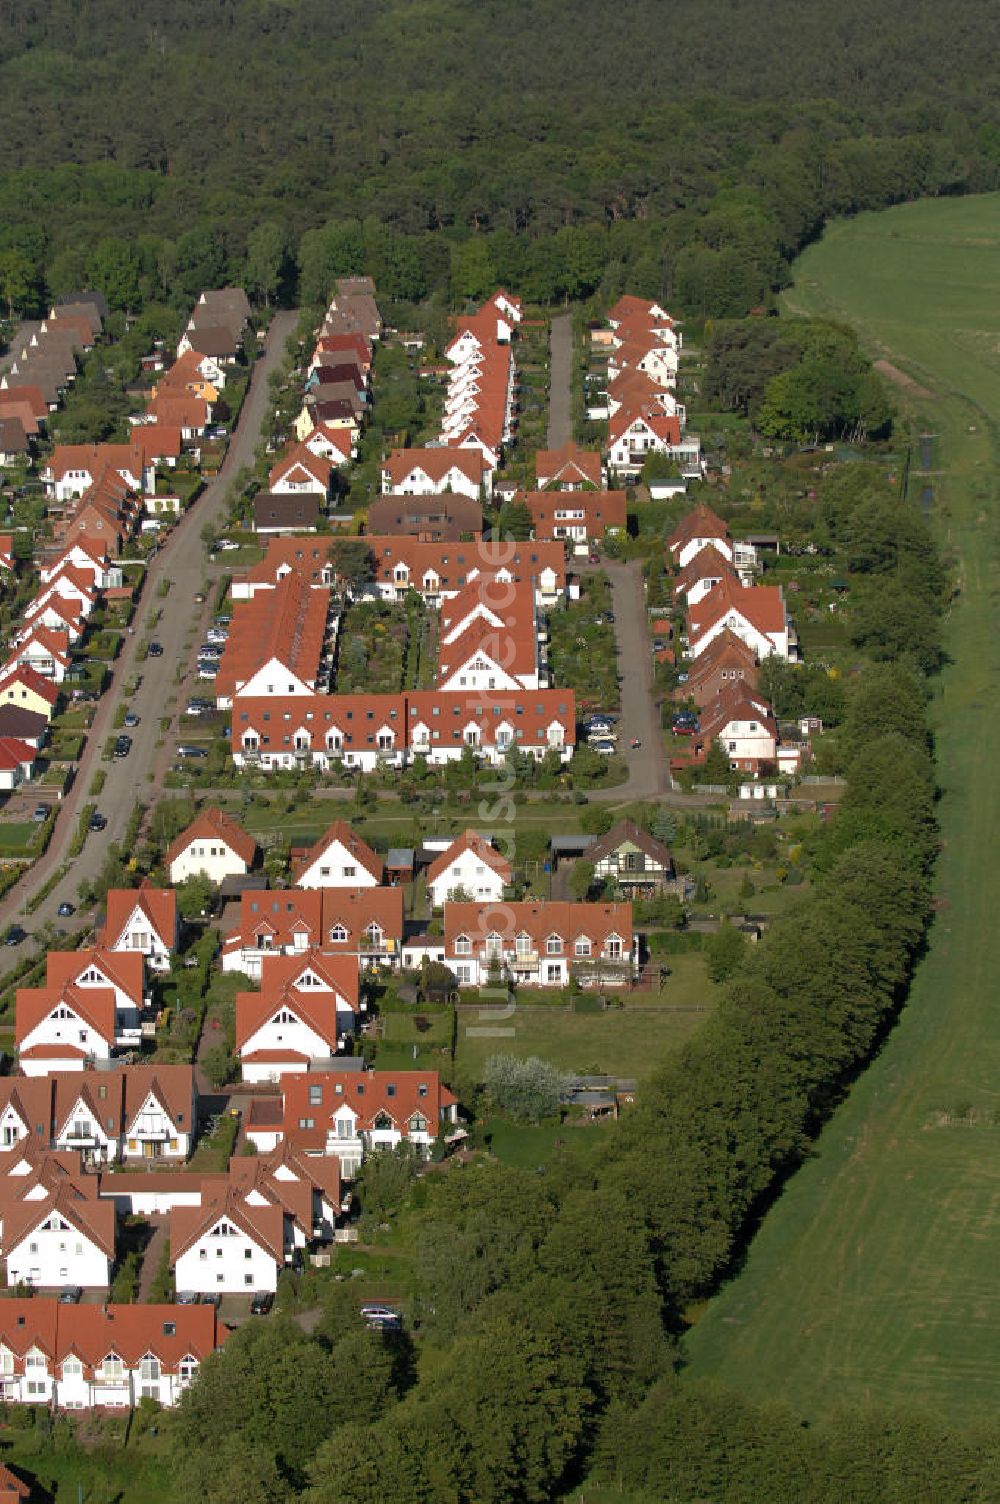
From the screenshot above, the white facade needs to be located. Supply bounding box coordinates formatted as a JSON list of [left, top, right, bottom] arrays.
[[0, 1344, 204, 1411], [428, 848, 508, 907], [240, 1008, 353, 1085], [19, 1008, 113, 1077], [295, 837, 380, 889], [5, 1212, 111, 1291], [688, 609, 789, 662], [675, 533, 734, 572], [169, 839, 249, 886], [107, 904, 173, 973], [382, 464, 483, 501], [174, 1216, 282, 1295]]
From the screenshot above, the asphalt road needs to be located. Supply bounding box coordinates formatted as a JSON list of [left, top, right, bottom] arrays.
[[0, 310, 299, 957], [589, 560, 668, 801], [547, 312, 573, 450]]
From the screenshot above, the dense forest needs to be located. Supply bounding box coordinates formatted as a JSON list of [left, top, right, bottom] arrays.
[[0, 0, 999, 315]]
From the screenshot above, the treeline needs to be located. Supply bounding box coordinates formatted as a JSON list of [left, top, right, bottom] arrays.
[[1, 0, 1000, 319]]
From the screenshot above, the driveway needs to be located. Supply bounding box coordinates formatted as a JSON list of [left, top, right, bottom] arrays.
[[547, 312, 573, 450], [0, 310, 299, 954]]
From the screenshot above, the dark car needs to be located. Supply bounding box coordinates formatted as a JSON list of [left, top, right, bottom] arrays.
[[176, 1291, 200, 1306], [177, 744, 208, 759], [57, 901, 75, 917], [3, 926, 26, 947], [147, 641, 163, 657], [250, 1291, 274, 1316], [58, 1285, 82, 1305], [201, 1291, 222, 1308], [88, 811, 107, 832], [114, 735, 132, 758]]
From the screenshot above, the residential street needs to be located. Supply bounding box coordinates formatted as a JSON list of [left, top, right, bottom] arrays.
[[591, 560, 667, 801], [0, 311, 299, 955], [547, 312, 573, 449]]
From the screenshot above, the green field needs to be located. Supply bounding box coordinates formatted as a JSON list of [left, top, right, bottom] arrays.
[[684, 195, 1000, 1419]]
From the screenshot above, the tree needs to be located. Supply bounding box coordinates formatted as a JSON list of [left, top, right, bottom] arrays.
[[569, 859, 595, 902], [0, 248, 38, 318], [87, 236, 141, 312], [200, 1043, 234, 1090], [705, 921, 746, 983], [495, 498, 533, 541], [484, 1055, 570, 1122], [245, 221, 289, 306]]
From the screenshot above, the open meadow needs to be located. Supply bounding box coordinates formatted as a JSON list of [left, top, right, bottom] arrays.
[[684, 194, 1000, 1419]]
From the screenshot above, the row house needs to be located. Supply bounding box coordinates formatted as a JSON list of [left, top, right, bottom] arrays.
[[232, 535, 567, 612], [686, 575, 792, 660], [0, 1065, 196, 1165], [444, 900, 636, 988], [221, 887, 404, 979], [0, 738, 37, 792], [535, 441, 604, 491], [680, 628, 760, 711], [0, 665, 60, 722], [436, 291, 521, 465], [268, 443, 334, 499], [245, 1069, 459, 1176], [99, 885, 179, 974], [40, 537, 121, 593], [667, 503, 733, 571], [4, 623, 72, 682], [673, 543, 739, 607], [366, 493, 483, 542], [214, 569, 332, 708], [236, 950, 361, 1082], [523, 489, 627, 554], [166, 805, 258, 886], [170, 1145, 342, 1296], [694, 684, 780, 771], [230, 688, 575, 773], [381, 446, 490, 502], [436, 575, 542, 691], [0, 1299, 222, 1410], [600, 296, 700, 476], [606, 411, 698, 477], [0, 1180, 115, 1292], [606, 368, 685, 426]]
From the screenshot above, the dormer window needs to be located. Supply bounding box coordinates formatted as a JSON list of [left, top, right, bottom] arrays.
[[545, 934, 563, 955]]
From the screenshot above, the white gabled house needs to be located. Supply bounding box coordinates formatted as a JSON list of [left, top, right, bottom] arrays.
[[99, 887, 178, 974], [426, 830, 512, 907]]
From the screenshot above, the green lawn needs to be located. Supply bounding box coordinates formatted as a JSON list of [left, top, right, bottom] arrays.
[[480, 1117, 610, 1171], [0, 823, 39, 854], [454, 997, 710, 1085], [684, 194, 1000, 1421]]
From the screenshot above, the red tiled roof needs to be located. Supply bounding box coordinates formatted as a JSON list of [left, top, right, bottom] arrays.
[[444, 899, 632, 952], [165, 806, 258, 869], [535, 443, 602, 488], [170, 1186, 284, 1264], [0, 1180, 115, 1259], [292, 820, 383, 885], [667, 504, 730, 553], [383, 447, 486, 486], [0, 1299, 221, 1374], [522, 490, 627, 539], [268, 443, 331, 491], [687, 578, 787, 642], [0, 665, 59, 706], [426, 830, 512, 886], [100, 885, 177, 950], [15, 983, 116, 1047], [275, 1069, 457, 1152], [45, 948, 145, 1007], [217, 570, 329, 699]]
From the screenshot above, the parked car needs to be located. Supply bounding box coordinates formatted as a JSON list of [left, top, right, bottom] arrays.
[[114, 735, 132, 758], [217, 540, 240, 552], [88, 812, 107, 832], [58, 1285, 82, 1305], [32, 805, 50, 822], [201, 1291, 222, 1308], [194, 592, 206, 604], [147, 641, 163, 657], [175, 1291, 200, 1306], [198, 665, 219, 680], [3, 926, 26, 947], [57, 902, 75, 917], [186, 699, 214, 716], [250, 1291, 274, 1316], [177, 745, 208, 759], [123, 711, 140, 727], [214, 615, 232, 627], [591, 740, 617, 756]]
